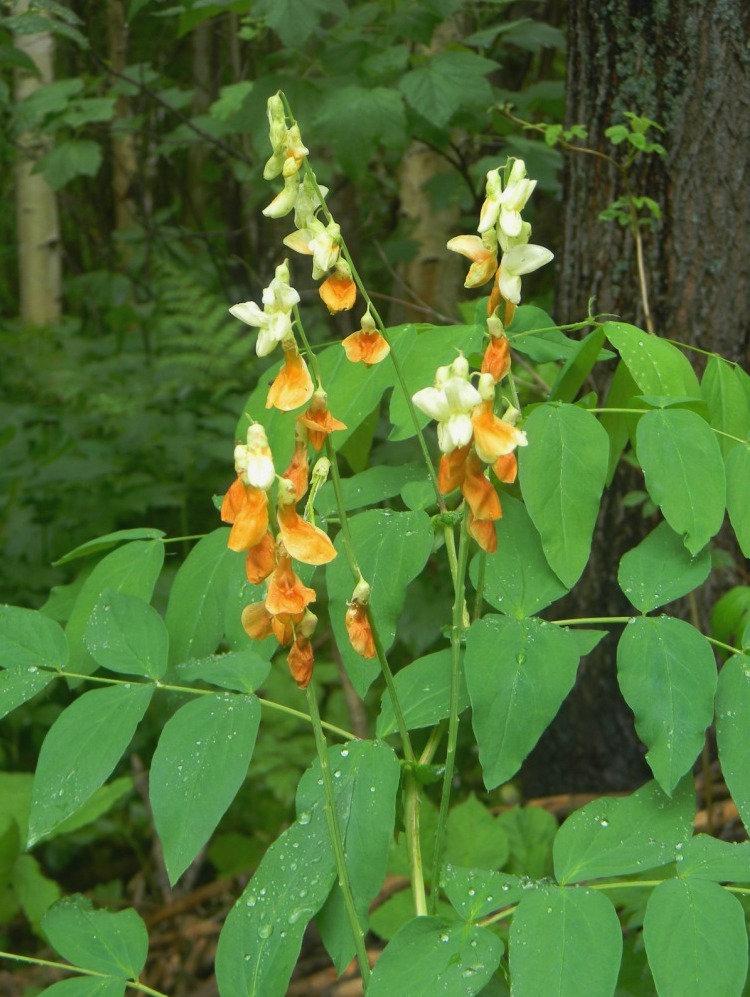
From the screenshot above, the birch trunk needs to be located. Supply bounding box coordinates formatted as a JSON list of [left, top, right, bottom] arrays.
[[14, 0, 61, 325]]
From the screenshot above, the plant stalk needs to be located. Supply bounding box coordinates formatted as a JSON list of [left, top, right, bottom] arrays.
[[306, 684, 371, 986]]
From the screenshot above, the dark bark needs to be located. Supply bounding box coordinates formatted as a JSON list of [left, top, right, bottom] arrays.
[[522, 0, 750, 796]]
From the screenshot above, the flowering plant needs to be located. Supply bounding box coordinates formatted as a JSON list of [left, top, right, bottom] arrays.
[[2, 94, 750, 997]]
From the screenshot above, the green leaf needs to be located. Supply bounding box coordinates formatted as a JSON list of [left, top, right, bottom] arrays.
[[618, 520, 711, 613], [38, 979, 126, 997], [13, 854, 61, 931], [84, 592, 168, 680], [497, 806, 558, 879], [636, 408, 726, 554], [150, 692, 260, 884], [644, 878, 748, 997], [465, 616, 583, 789], [367, 916, 503, 997], [617, 617, 716, 794], [376, 648, 468, 737], [34, 139, 102, 191], [165, 528, 241, 666], [701, 356, 750, 457], [314, 462, 423, 518], [679, 834, 750, 882], [301, 740, 400, 973], [42, 896, 147, 978], [215, 804, 336, 996], [507, 306, 600, 363], [388, 323, 484, 441], [510, 886, 622, 997], [553, 778, 694, 884], [469, 495, 569, 617], [210, 80, 253, 121], [327, 509, 433, 696], [0, 665, 54, 719], [715, 654, 750, 833], [27, 684, 153, 846], [314, 85, 407, 178], [726, 444, 750, 557], [253, 0, 344, 48], [53, 528, 165, 566], [176, 650, 271, 694], [604, 322, 700, 397], [444, 794, 509, 870], [600, 359, 640, 483], [0, 605, 68, 670], [442, 864, 523, 920], [65, 541, 164, 677], [550, 326, 607, 403], [519, 403, 609, 587], [401, 50, 497, 128], [51, 777, 133, 839]]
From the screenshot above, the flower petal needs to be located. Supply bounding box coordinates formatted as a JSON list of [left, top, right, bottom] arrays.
[[277, 504, 337, 565], [341, 329, 390, 366], [266, 346, 314, 412]]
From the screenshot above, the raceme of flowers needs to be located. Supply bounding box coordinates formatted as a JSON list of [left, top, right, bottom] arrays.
[[447, 158, 554, 325], [222, 94, 542, 687], [413, 355, 527, 554]]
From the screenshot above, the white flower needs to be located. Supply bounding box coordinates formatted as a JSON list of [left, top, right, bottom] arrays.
[[262, 174, 299, 218], [229, 261, 300, 357], [498, 243, 554, 305], [234, 424, 275, 491], [412, 355, 482, 454], [477, 168, 503, 234], [497, 159, 536, 238]]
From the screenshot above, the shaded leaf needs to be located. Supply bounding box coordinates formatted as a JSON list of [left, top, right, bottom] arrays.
[[715, 654, 750, 834], [42, 895, 148, 978], [376, 648, 468, 737], [85, 591, 168, 680]]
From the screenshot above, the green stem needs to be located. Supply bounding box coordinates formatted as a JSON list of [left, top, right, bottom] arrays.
[[404, 772, 428, 916], [472, 550, 487, 622], [38, 668, 357, 741], [0, 953, 167, 997], [430, 511, 470, 913], [306, 684, 371, 986]]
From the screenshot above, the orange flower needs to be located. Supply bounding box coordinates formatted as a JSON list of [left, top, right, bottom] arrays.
[[481, 332, 511, 383], [467, 511, 498, 554], [471, 399, 527, 465], [241, 602, 274, 640], [282, 425, 310, 500], [245, 531, 276, 584], [446, 234, 498, 288], [438, 444, 471, 495], [342, 329, 390, 366], [461, 450, 502, 522], [345, 601, 375, 659], [221, 478, 269, 552], [297, 389, 347, 451], [319, 269, 357, 313], [487, 269, 517, 324], [287, 634, 315, 688], [276, 478, 337, 565], [266, 341, 313, 412], [265, 554, 317, 616], [493, 453, 517, 484]]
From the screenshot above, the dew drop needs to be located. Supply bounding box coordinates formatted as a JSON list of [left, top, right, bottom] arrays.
[[258, 923, 274, 939]]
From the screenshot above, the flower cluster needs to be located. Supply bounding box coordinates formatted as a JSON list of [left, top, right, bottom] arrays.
[[447, 158, 553, 325], [220, 417, 345, 687], [261, 94, 357, 316], [413, 355, 526, 552], [229, 260, 312, 413]]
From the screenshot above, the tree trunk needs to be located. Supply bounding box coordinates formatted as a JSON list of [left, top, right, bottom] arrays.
[[522, 0, 750, 796], [14, 0, 61, 326], [106, 0, 138, 233]]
